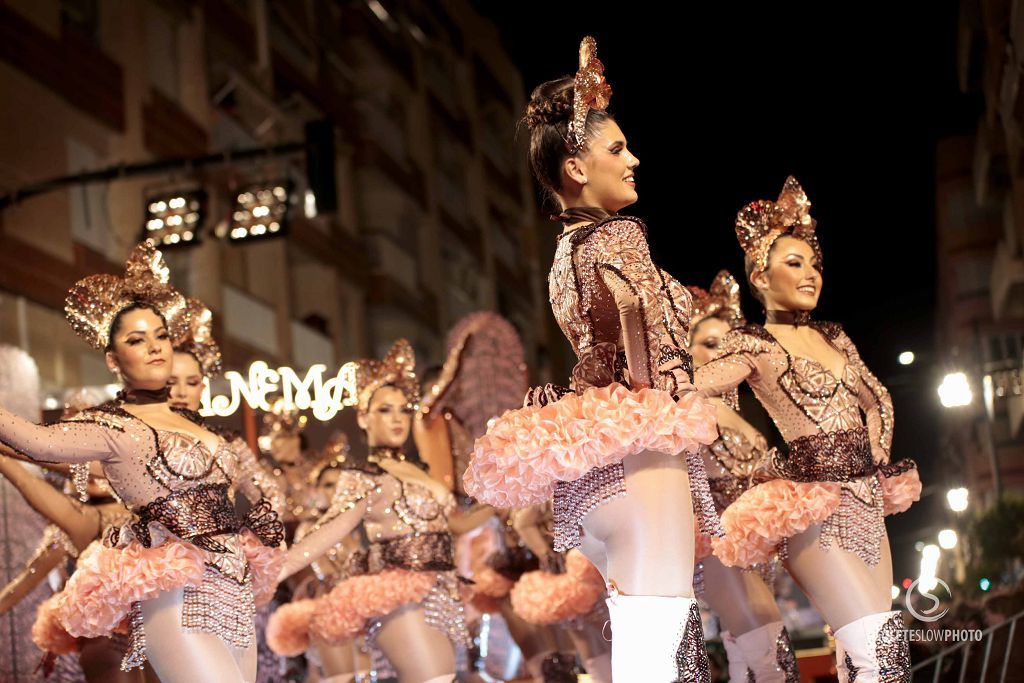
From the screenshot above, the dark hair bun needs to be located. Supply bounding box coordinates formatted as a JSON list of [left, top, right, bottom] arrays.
[[524, 81, 573, 129]]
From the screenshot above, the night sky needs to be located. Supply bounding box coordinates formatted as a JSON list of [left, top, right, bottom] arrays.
[[472, 1, 981, 580]]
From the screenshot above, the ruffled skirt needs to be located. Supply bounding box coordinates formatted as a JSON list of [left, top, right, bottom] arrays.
[[32, 529, 283, 667], [711, 461, 921, 568], [464, 383, 721, 550], [508, 550, 605, 626]]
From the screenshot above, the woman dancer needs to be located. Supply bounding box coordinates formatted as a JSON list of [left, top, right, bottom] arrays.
[[694, 177, 920, 682], [0, 242, 284, 683], [508, 502, 611, 683], [279, 340, 487, 683], [686, 271, 798, 682], [463, 37, 720, 680]]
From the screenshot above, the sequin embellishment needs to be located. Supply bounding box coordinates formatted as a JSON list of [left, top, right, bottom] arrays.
[[674, 601, 710, 682]]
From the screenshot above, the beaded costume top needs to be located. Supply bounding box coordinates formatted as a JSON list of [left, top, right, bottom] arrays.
[[694, 322, 893, 465], [0, 402, 284, 562], [702, 425, 770, 513], [548, 216, 694, 392], [306, 460, 455, 545]]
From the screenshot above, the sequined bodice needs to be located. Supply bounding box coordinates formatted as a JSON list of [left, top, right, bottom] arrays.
[[548, 217, 693, 392], [321, 465, 455, 545], [695, 322, 894, 462], [703, 425, 768, 511], [151, 430, 232, 487]]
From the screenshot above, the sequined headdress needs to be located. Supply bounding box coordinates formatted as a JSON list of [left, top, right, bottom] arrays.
[[176, 299, 223, 377], [355, 339, 420, 413], [688, 270, 745, 330], [736, 176, 822, 273], [65, 242, 190, 350], [258, 397, 307, 452], [566, 36, 613, 153]]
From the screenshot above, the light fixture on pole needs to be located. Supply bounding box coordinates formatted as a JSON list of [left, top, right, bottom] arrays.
[[228, 182, 292, 243], [142, 190, 205, 247], [898, 351, 915, 366]]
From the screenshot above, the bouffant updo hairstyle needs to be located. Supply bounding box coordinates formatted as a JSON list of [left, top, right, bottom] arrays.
[[523, 76, 613, 201]]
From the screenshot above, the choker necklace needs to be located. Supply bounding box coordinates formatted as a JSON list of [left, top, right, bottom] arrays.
[[117, 386, 170, 405], [367, 446, 406, 464], [552, 206, 613, 228], [765, 310, 812, 327]]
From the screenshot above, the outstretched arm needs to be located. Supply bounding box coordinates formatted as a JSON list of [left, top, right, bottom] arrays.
[[0, 409, 117, 464], [278, 500, 366, 581], [448, 504, 495, 535], [0, 526, 77, 615], [0, 456, 99, 548]]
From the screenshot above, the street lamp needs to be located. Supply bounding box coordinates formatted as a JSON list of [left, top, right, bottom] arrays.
[[938, 371, 972, 408], [899, 351, 915, 366], [946, 487, 969, 513], [938, 529, 958, 549]]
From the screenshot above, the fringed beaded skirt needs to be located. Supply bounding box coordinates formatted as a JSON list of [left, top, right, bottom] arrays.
[[712, 427, 921, 568]]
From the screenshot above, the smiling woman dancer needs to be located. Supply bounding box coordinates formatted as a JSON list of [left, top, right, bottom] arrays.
[[0, 243, 284, 683], [694, 177, 921, 683], [278, 340, 491, 683], [685, 271, 797, 682], [463, 37, 720, 681]]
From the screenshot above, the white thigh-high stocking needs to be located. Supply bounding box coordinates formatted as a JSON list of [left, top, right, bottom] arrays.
[[733, 621, 799, 682], [832, 611, 909, 683], [605, 594, 710, 682], [721, 631, 750, 682]]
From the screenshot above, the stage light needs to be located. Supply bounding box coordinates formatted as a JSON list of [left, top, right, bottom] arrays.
[[898, 351, 915, 365], [938, 529, 958, 549], [142, 189, 206, 247], [228, 182, 292, 243]]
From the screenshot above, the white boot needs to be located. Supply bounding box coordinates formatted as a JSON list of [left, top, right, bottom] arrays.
[[583, 653, 613, 683], [721, 631, 750, 681], [833, 611, 909, 683], [605, 594, 710, 682], [733, 622, 798, 682]]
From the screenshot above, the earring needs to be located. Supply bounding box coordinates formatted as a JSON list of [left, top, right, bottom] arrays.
[[581, 178, 588, 185]]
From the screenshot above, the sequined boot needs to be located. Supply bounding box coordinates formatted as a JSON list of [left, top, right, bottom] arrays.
[[833, 611, 910, 683], [605, 594, 710, 682], [583, 652, 613, 683], [733, 622, 799, 682]]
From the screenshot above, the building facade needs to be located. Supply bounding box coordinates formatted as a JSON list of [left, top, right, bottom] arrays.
[[937, 0, 1024, 507], [0, 0, 549, 412]]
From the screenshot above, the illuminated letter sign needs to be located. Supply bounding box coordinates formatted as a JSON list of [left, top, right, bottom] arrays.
[[201, 361, 359, 420]]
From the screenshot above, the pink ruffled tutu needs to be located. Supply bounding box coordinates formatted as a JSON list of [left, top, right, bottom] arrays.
[[308, 569, 438, 645], [712, 460, 922, 568], [465, 383, 718, 507], [54, 530, 283, 640], [471, 566, 515, 599], [32, 595, 80, 656], [266, 598, 319, 656], [509, 550, 605, 626]]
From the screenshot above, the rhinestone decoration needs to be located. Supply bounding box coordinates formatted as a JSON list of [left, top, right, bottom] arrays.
[[553, 463, 626, 552], [674, 601, 711, 682], [354, 339, 420, 413], [780, 428, 874, 483], [181, 565, 256, 650], [819, 476, 885, 567], [120, 601, 147, 672], [69, 462, 90, 502], [421, 572, 470, 648], [776, 626, 800, 682], [875, 612, 910, 682], [567, 36, 612, 153]]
